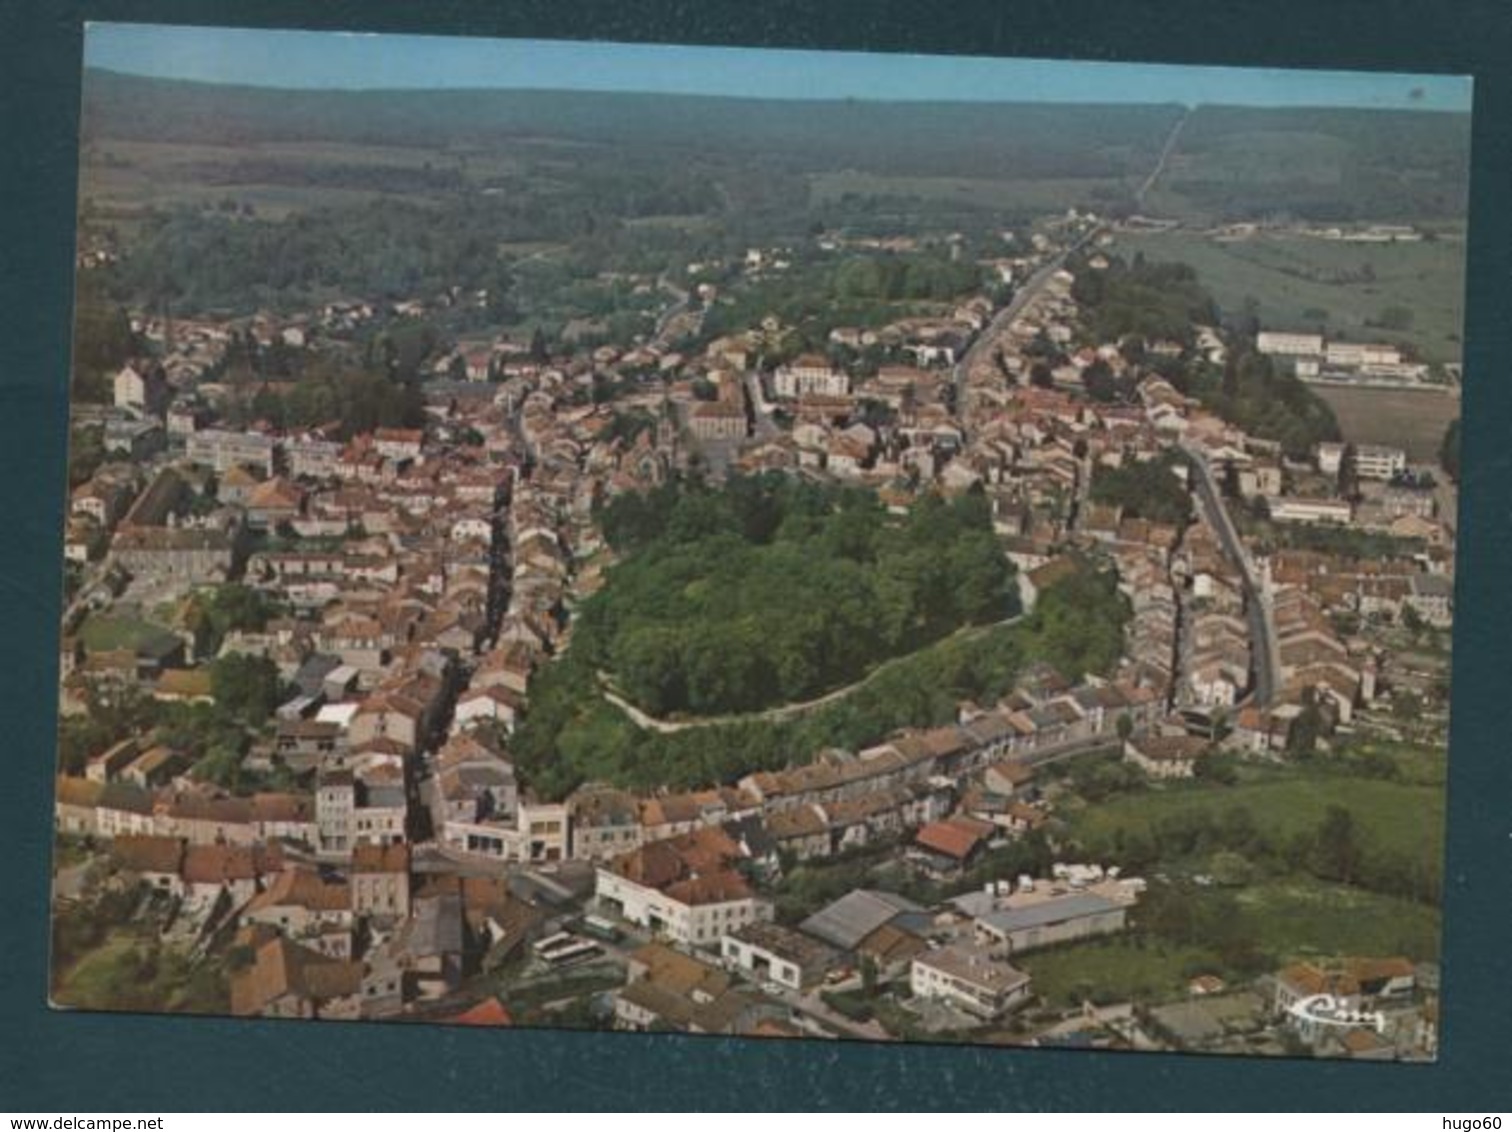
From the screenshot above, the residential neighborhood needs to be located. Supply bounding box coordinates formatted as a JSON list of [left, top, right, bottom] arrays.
[[50, 47, 1460, 1065]]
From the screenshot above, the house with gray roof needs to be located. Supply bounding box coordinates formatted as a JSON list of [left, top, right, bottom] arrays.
[[969, 892, 1127, 955], [799, 889, 924, 952]]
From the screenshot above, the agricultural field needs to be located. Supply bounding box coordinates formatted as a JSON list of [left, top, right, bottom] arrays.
[[1109, 230, 1467, 364], [80, 139, 483, 219], [1312, 384, 1461, 463]]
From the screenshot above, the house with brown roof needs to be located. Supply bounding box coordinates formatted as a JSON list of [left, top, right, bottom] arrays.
[[720, 921, 838, 993], [93, 781, 159, 838], [120, 745, 189, 789], [182, 841, 282, 907], [1269, 957, 1417, 1019], [351, 842, 411, 920], [911, 817, 997, 875], [445, 997, 514, 1027], [86, 737, 141, 784], [1123, 734, 1212, 779], [763, 804, 831, 861], [595, 828, 773, 950], [110, 834, 186, 894], [614, 942, 777, 1036], [242, 866, 354, 958], [229, 925, 364, 1020], [568, 783, 644, 861], [249, 792, 318, 844], [162, 792, 256, 846], [54, 776, 104, 836]]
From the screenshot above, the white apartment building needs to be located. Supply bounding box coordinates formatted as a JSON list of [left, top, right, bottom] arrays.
[[910, 944, 1032, 1019], [1257, 331, 1325, 357], [1268, 497, 1354, 525], [1325, 341, 1402, 368], [596, 858, 772, 950], [773, 355, 850, 399], [186, 429, 278, 475], [1354, 445, 1408, 481]]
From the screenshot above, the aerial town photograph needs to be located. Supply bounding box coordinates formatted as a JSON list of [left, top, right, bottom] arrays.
[[49, 23, 1469, 1062]]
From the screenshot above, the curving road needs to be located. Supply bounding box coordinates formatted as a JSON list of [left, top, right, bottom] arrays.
[[597, 614, 1024, 734]]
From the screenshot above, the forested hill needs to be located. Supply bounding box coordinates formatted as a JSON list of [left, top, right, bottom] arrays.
[[1163, 104, 1472, 221], [81, 68, 1181, 180], [82, 69, 1471, 221]]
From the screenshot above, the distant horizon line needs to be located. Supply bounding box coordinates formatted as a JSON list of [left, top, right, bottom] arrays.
[[83, 65, 1473, 115]]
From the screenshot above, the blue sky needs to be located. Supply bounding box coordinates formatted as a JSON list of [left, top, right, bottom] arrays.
[[84, 23, 1472, 111]]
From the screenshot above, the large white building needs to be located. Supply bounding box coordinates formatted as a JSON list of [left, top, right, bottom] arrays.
[[186, 429, 278, 475], [910, 943, 1032, 1018], [1268, 496, 1354, 525], [1257, 331, 1325, 357], [720, 921, 836, 992], [1354, 445, 1408, 482], [114, 363, 168, 416], [773, 355, 850, 400], [1325, 341, 1402, 368], [595, 830, 773, 949], [1315, 441, 1347, 476]]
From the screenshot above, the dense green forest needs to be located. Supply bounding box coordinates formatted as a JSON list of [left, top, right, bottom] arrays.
[[81, 70, 1180, 181], [577, 475, 1017, 716], [697, 252, 984, 357], [70, 272, 141, 402], [1071, 254, 1218, 344], [513, 554, 1128, 800], [1167, 105, 1471, 222], [1439, 418, 1460, 481]]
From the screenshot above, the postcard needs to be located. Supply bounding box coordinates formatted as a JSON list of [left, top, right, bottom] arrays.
[[51, 22, 1467, 1062]]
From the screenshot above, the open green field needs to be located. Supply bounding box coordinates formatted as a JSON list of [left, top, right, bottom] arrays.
[[1067, 767, 1445, 870], [1229, 878, 1442, 962], [1111, 230, 1467, 363], [1016, 877, 1440, 1007], [53, 931, 227, 1014], [81, 138, 521, 219], [1017, 938, 1220, 1008], [1312, 384, 1460, 462], [809, 170, 1133, 214], [78, 613, 179, 654]]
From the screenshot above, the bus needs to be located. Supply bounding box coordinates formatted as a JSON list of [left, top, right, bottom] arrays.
[[579, 915, 621, 943], [531, 931, 575, 959], [541, 940, 603, 968]]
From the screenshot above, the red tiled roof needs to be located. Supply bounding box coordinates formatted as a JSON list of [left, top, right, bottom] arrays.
[[447, 997, 514, 1027], [914, 818, 994, 861]]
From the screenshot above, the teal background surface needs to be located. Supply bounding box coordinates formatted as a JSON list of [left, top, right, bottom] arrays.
[[3, 0, 1509, 1111]]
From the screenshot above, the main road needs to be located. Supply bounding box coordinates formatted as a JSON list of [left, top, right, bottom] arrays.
[[1179, 440, 1281, 707], [952, 224, 1103, 432]]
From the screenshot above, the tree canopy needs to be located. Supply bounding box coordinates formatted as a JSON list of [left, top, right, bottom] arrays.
[[579, 476, 1018, 717], [511, 555, 1126, 801], [1090, 453, 1192, 526], [1439, 418, 1460, 481]]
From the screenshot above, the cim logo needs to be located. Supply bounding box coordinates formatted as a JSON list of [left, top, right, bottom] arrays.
[[1286, 993, 1386, 1033]]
